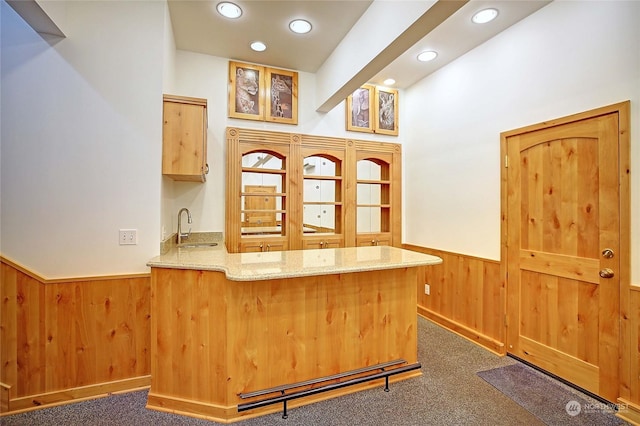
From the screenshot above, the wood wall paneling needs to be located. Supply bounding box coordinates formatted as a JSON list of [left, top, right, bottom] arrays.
[[403, 245, 505, 355], [0, 258, 151, 415]]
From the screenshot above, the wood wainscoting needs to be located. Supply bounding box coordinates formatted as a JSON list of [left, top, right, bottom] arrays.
[[0, 257, 151, 415], [403, 245, 505, 355], [404, 244, 640, 425], [618, 285, 640, 424]]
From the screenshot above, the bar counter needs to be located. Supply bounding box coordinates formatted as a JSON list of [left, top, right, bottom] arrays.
[[147, 244, 442, 280], [146, 244, 442, 422]]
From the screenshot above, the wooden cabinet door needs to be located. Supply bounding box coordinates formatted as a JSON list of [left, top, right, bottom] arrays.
[[162, 95, 207, 182], [302, 237, 344, 250], [356, 234, 392, 247], [243, 185, 277, 227], [239, 239, 288, 253], [505, 111, 621, 402]]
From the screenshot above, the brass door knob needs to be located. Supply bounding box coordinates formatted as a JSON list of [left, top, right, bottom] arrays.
[[599, 268, 614, 279], [602, 248, 615, 259]]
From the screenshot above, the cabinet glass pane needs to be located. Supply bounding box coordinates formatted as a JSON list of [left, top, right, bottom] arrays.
[[303, 156, 336, 176], [357, 159, 381, 180], [302, 155, 341, 235], [303, 204, 336, 233], [303, 180, 336, 203], [357, 206, 381, 233], [357, 158, 389, 234], [242, 172, 283, 192], [357, 183, 381, 204], [241, 151, 286, 236], [242, 152, 283, 169]]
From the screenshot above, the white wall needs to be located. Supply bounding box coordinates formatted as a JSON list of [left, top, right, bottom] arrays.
[[403, 1, 640, 282], [164, 50, 400, 236], [1, 0, 166, 277]]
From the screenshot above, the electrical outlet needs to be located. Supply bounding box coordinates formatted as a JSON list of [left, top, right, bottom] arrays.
[[119, 229, 138, 245], [424, 284, 430, 295]]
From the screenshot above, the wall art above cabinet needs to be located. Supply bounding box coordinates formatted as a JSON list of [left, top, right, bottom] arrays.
[[162, 94, 208, 182], [228, 61, 298, 125], [346, 84, 398, 136]]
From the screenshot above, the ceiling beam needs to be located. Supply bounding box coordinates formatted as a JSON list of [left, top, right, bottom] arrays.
[[315, 0, 468, 113], [6, 0, 65, 40]]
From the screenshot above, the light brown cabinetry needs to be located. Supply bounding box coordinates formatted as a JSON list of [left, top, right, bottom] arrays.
[[162, 94, 208, 182], [355, 144, 402, 247], [239, 239, 289, 253], [300, 139, 347, 250], [226, 127, 401, 253], [148, 264, 419, 422]]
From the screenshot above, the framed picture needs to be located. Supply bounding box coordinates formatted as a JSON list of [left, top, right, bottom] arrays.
[[374, 87, 398, 136], [346, 84, 374, 133], [265, 67, 298, 125], [228, 61, 264, 121]]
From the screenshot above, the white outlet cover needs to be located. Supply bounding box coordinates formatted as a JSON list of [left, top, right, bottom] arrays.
[[119, 229, 138, 245]]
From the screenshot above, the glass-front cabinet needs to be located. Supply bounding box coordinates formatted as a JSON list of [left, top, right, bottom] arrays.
[[239, 150, 289, 252], [226, 128, 400, 253], [301, 149, 344, 249], [356, 155, 392, 246], [226, 128, 292, 253]]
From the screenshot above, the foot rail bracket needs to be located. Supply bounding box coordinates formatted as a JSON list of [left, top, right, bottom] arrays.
[[237, 359, 421, 419]]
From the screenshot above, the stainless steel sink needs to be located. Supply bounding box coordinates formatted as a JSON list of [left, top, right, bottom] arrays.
[[177, 242, 219, 248]]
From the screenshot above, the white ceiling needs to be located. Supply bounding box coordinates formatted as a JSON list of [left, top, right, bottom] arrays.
[[169, 0, 551, 91], [9, 0, 551, 112]]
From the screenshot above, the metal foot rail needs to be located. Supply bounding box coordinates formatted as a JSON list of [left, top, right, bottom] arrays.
[[238, 359, 421, 419]]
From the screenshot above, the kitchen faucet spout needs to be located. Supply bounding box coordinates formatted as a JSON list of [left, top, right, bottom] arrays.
[[177, 208, 192, 245]]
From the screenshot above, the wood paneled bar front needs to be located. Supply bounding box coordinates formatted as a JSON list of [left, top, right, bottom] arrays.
[[146, 245, 441, 422]]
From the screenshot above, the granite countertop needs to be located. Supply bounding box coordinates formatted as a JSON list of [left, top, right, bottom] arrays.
[[148, 238, 442, 281]]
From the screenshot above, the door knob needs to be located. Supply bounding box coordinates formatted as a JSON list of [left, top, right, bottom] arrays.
[[602, 248, 614, 258], [599, 268, 614, 279]]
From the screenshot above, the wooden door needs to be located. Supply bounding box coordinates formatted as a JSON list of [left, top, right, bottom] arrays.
[[243, 185, 276, 227], [504, 110, 621, 402]]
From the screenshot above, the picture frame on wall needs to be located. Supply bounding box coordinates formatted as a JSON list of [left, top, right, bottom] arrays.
[[265, 67, 298, 125], [346, 84, 374, 133], [228, 61, 264, 121], [374, 87, 398, 136]]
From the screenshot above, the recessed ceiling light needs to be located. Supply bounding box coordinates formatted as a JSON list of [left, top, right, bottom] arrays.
[[250, 41, 266, 52], [289, 19, 312, 34], [472, 8, 498, 24], [217, 2, 242, 19], [383, 78, 396, 86], [417, 51, 438, 62]]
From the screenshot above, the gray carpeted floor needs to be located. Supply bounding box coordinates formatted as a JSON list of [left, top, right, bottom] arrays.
[[1, 316, 628, 425]]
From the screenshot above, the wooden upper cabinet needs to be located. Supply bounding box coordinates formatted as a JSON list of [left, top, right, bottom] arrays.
[[355, 141, 402, 247], [226, 128, 293, 253], [225, 127, 401, 253], [300, 145, 346, 250], [162, 94, 208, 182]]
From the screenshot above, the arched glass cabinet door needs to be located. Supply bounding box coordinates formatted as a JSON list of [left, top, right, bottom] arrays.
[[301, 151, 344, 249], [239, 150, 288, 252], [356, 157, 391, 246]]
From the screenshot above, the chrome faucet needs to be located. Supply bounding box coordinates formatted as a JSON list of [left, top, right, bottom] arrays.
[[177, 207, 192, 245]]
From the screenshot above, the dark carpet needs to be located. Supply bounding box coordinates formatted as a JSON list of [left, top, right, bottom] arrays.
[[478, 363, 625, 425]]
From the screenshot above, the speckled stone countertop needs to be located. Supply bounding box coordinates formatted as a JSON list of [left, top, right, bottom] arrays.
[[147, 241, 442, 282]]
